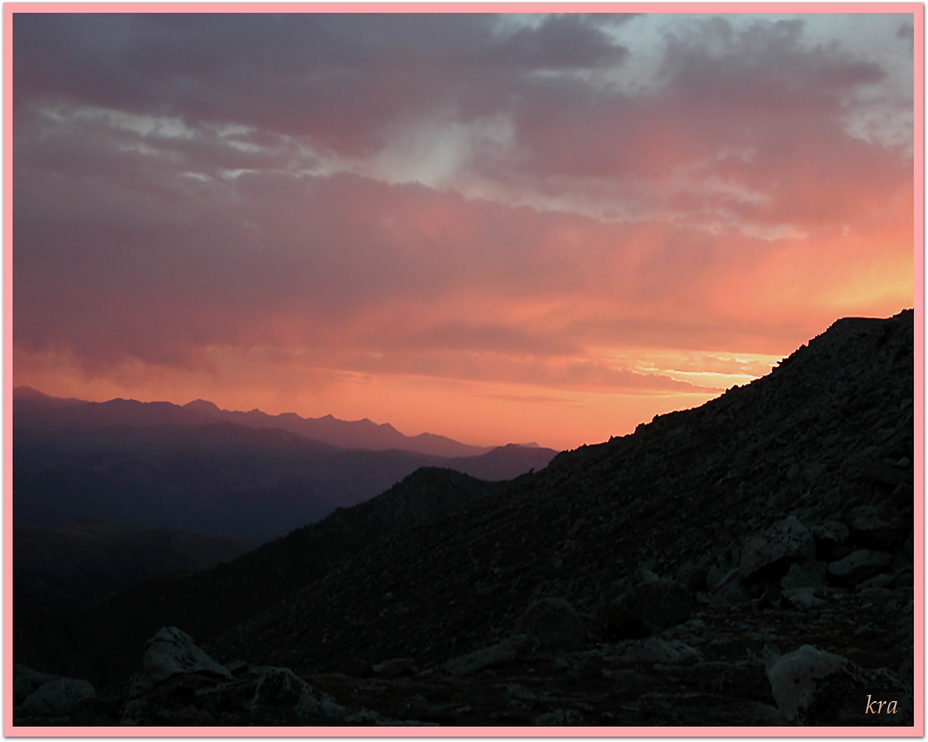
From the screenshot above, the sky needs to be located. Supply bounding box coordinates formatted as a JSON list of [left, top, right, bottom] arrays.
[[12, 10, 916, 451]]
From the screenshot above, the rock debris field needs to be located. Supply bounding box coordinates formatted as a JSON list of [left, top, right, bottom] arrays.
[[14, 310, 916, 727]]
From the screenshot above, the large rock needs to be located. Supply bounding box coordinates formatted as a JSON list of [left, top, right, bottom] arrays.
[[740, 517, 815, 581], [251, 666, 372, 725], [143, 627, 233, 683], [827, 550, 893, 585], [765, 645, 911, 725], [20, 677, 96, 717], [13, 663, 58, 705]]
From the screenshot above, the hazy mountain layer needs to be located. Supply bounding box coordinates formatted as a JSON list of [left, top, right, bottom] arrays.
[[14, 421, 556, 543], [14, 390, 492, 457]]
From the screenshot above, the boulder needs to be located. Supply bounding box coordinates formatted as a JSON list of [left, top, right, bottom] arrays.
[[21, 677, 96, 717], [740, 517, 815, 581], [250, 666, 354, 724], [765, 644, 911, 725], [253, 667, 307, 709], [827, 550, 893, 585], [143, 627, 234, 683], [13, 663, 58, 705]]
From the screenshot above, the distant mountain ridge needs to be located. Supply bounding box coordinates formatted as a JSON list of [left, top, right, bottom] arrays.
[[14, 391, 559, 542], [13, 388, 492, 458]]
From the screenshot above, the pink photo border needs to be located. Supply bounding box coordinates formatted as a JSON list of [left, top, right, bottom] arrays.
[[2, 2, 923, 737]]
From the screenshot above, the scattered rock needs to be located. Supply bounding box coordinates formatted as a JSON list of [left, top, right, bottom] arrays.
[[765, 644, 911, 725], [21, 677, 96, 717], [740, 517, 815, 581], [13, 663, 58, 705], [827, 550, 893, 585], [143, 627, 233, 683]]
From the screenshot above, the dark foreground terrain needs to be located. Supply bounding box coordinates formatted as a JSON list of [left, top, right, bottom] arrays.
[[13, 310, 916, 727]]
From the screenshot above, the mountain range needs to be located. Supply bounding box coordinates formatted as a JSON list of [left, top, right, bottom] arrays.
[[14, 393, 557, 543], [14, 387, 495, 458], [12, 310, 916, 727]]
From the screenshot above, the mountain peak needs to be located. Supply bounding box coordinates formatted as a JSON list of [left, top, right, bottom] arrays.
[[183, 399, 222, 415]]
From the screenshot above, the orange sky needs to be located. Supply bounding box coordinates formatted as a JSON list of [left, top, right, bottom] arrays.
[[12, 12, 916, 450]]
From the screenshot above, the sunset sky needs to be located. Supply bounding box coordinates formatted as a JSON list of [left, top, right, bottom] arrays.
[[12, 10, 916, 450]]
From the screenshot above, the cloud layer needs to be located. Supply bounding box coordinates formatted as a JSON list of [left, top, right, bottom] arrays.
[[13, 12, 915, 448]]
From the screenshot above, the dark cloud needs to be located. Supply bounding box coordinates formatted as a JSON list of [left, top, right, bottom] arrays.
[[14, 13, 628, 155]]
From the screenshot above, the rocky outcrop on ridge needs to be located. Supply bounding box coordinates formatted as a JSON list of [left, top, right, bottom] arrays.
[[13, 310, 916, 727]]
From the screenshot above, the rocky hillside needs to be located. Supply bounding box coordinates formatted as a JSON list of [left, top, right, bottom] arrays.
[[13, 310, 916, 727]]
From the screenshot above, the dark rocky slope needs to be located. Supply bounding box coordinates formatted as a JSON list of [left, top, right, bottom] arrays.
[[13, 310, 915, 727]]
